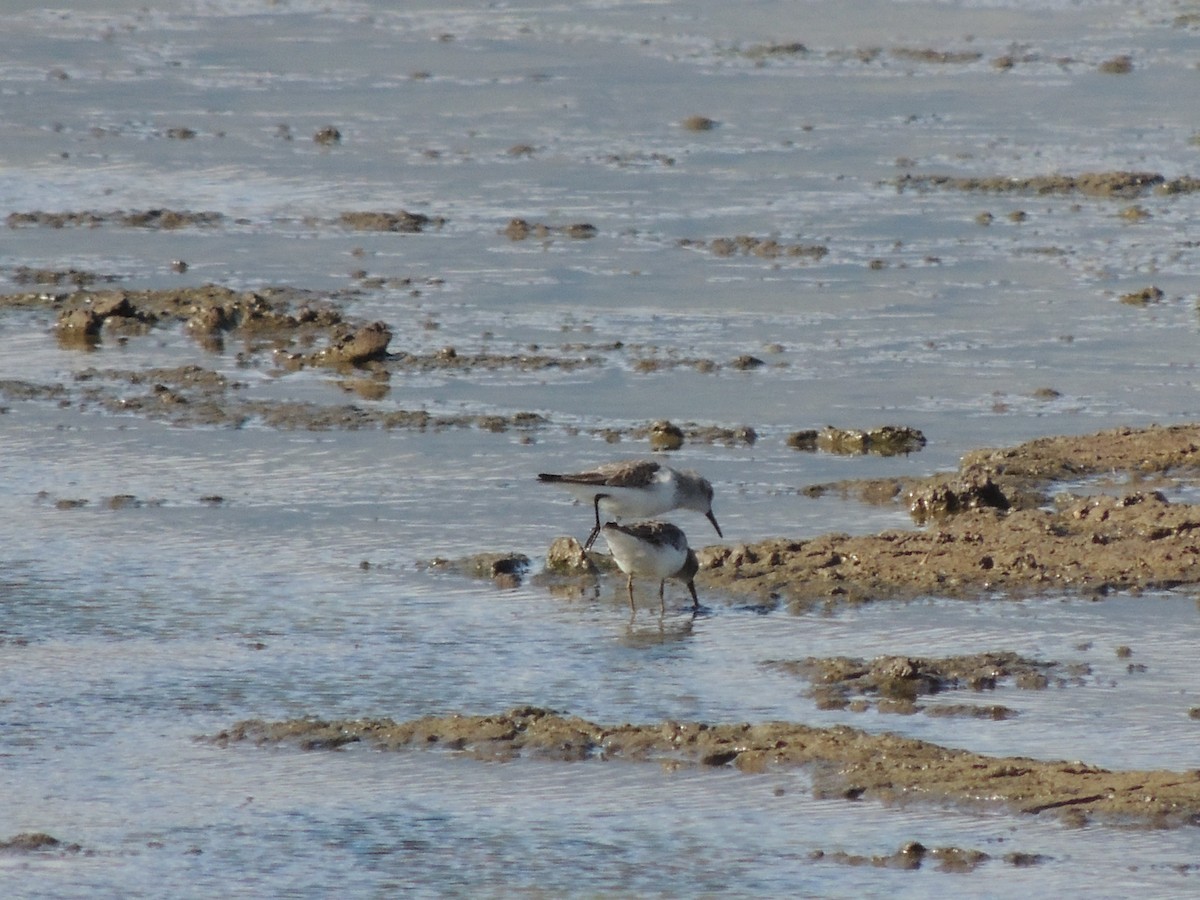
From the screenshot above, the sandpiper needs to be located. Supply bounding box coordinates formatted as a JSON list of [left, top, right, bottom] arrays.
[[537, 460, 722, 550], [600, 520, 700, 614]]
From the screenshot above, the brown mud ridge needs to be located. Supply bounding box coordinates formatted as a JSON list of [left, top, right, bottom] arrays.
[[699, 423, 1200, 608], [210, 706, 1200, 828], [894, 170, 1200, 198], [733, 40, 1154, 76], [6, 207, 444, 232], [447, 424, 1200, 606]]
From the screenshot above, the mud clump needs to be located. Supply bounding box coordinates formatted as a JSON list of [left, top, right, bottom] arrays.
[[210, 706, 1200, 827], [1119, 286, 1164, 306], [502, 218, 597, 240], [648, 419, 685, 451], [419, 552, 532, 588], [906, 471, 1010, 522], [337, 210, 437, 233], [891, 48, 982, 64], [7, 209, 223, 229], [629, 420, 756, 448], [791, 425, 926, 456], [680, 115, 719, 131], [768, 651, 1071, 715], [1098, 55, 1134, 74], [543, 536, 597, 576], [680, 235, 829, 260], [313, 125, 342, 144], [306, 321, 392, 367], [0, 833, 82, 855], [812, 841, 1012, 873], [11, 266, 116, 287]]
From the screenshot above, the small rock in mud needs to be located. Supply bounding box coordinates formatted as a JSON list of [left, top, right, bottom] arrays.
[[421, 552, 532, 587], [680, 115, 718, 131], [1118, 205, 1151, 222], [1098, 55, 1133, 74], [308, 321, 392, 367], [313, 125, 342, 144], [56, 307, 103, 336], [1119, 286, 1164, 306], [906, 471, 1010, 522], [730, 354, 765, 370], [787, 429, 819, 451], [648, 420, 685, 451], [544, 536, 597, 575]]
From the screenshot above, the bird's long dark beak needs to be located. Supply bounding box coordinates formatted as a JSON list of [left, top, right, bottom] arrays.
[[706, 510, 723, 538]]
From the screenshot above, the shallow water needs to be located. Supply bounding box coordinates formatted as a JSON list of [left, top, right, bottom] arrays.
[[3, 0, 1200, 896]]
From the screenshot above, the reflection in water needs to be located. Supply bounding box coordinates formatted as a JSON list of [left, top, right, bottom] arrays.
[[619, 613, 696, 648]]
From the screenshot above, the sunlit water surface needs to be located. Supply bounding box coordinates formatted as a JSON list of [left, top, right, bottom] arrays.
[[3, 0, 1200, 896]]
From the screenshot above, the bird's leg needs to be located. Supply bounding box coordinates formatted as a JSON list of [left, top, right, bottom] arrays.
[[583, 493, 609, 550], [659, 580, 666, 616], [583, 523, 601, 551], [627, 574, 636, 612]]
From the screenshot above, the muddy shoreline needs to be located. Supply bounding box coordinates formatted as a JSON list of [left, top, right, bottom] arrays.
[[8, 281, 1200, 831], [211, 706, 1200, 829], [391, 423, 1200, 830]]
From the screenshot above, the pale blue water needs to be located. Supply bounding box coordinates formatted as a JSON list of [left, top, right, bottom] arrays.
[[3, 1, 1200, 896]]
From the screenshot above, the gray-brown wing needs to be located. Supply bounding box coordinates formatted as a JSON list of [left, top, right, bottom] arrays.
[[539, 460, 661, 488], [606, 519, 687, 549]]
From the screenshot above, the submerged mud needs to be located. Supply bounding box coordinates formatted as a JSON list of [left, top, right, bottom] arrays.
[[211, 706, 1200, 828], [765, 651, 1076, 717]]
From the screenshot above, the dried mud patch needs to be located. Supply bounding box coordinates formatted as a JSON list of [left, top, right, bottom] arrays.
[[209, 706, 1200, 828]]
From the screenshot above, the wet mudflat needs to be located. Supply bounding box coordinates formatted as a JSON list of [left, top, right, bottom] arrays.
[[4, 0, 1200, 897]]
